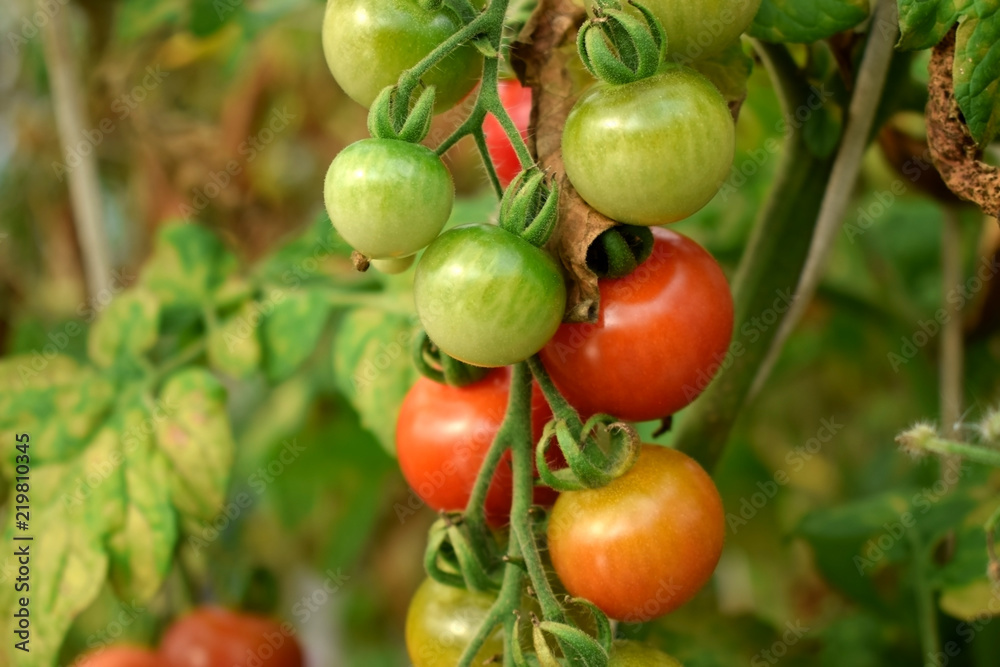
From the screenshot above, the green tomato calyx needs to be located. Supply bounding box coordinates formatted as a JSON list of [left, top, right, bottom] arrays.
[[368, 84, 436, 143], [499, 168, 560, 248], [578, 1, 667, 85], [412, 330, 491, 388]]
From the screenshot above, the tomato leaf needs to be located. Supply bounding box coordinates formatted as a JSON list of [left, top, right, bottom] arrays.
[[332, 308, 419, 456], [750, 0, 870, 43], [108, 401, 178, 603], [139, 223, 238, 307], [261, 289, 332, 382], [897, 0, 972, 50], [954, 8, 1000, 147], [155, 369, 235, 523], [208, 301, 263, 379], [87, 286, 161, 370]]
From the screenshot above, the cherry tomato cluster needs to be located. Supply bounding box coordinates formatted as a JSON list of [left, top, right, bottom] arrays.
[[77, 608, 303, 667], [321, 0, 757, 663]]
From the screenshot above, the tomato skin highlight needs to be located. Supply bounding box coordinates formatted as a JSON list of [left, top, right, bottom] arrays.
[[159, 607, 304, 667], [78, 647, 165, 667], [405, 578, 504, 666], [322, 0, 482, 112], [609, 640, 684, 666], [562, 67, 735, 226], [547, 445, 725, 622], [324, 139, 454, 259], [414, 225, 567, 368], [539, 228, 733, 422], [483, 80, 533, 186], [396, 368, 557, 526]]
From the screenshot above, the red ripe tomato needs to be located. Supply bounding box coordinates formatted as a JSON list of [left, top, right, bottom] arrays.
[[547, 445, 725, 622], [539, 228, 733, 422], [159, 608, 304, 667], [396, 368, 558, 526], [483, 79, 532, 187], [78, 647, 164, 667]]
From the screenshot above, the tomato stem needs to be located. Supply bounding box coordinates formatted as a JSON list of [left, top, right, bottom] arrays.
[[473, 126, 506, 198], [527, 356, 585, 432]]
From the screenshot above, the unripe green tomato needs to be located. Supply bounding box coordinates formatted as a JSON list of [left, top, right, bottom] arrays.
[[562, 67, 735, 226], [578, 0, 761, 60], [324, 139, 454, 259], [322, 0, 483, 112], [371, 255, 415, 275], [405, 578, 504, 667], [414, 225, 567, 368], [609, 640, 684, 666]]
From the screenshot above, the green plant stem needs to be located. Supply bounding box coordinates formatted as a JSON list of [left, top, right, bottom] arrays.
[[908, 529, 940, 666], [147, 340, 207, 390], [673, 41, 836, 472], [457, 536, 526, 667], [911, 436, 1000, 468], [436, 52, 535, 176], [474, 126, 506, 198], [527, 356, 584, 430]]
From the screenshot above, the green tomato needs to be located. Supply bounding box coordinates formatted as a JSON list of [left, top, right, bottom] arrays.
[[414, 225, 567, 368], [562, 67, 735, 226], [371, 255, 415, 275], [322, 0, 483, 112], [324, 139, 453, 259], [405, 578, 504, 667], [610, 640, 684, 666]]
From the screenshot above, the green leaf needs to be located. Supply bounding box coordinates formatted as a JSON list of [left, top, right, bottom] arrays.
[[190, 0, 242, 37], [750, 0, 870, 43], [954, 7, 1000, 146], [114, 0, 186, 42], [87, 287, 161, 370], [140, 223, 238, 307], [208, 302, 263, 379], [896, 0, 971, 50], [689, 41, 754, 109], [261, 289, 331, 382], [155, 369, 235, 523], [798, 492, 911, 539], [0, 359, 116, 472], [332, 309, 419, 456], [0, 434, 127, 667], [108, 402, 178, 603]]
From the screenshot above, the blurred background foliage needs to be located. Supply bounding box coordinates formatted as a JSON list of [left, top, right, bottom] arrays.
[[0, 0, 999, 665]]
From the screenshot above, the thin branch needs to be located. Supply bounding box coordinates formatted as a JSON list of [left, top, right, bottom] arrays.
[[749, 0, 899, 397], [42, 3, 113, 299], [940, 206, 964, 481]]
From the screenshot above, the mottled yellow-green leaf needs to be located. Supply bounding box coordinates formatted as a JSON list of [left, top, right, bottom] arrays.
[[750, 0, 869, 43], [140, 223, 238, 307], [208, 301, 263, 379], [87, 286, 161, 369], [261, 288, 331, 382]]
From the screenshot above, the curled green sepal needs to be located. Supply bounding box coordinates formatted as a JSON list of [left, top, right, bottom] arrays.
[[412, 330, 490, 387], [536, 415, 641, 491], [367, 84, 436, 143], [499, 168, 560, 248], [562, 597, 613, 654], [586, 225, 654, 279], [535, 614, 610, 667], [577, 1, 667, 85], [423, 515, 504, 592]]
